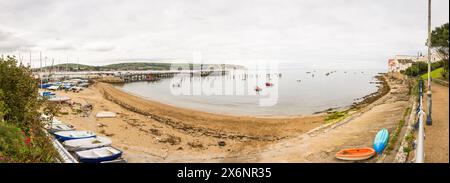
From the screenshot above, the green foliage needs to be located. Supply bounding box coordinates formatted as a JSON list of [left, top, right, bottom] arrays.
[[0, 56, 40, 129], [0, 56, 59, 162], [421, 67, 445, 80], [0, 90, 5, 120], [0, 121, 56, 162], [386, 119, 405, 153], [403, 146, 412, 153], [403, 107, 411, 118], [404, 61, 443, 77], [430, 23, 449, 77], [325, 111, 348, 123]]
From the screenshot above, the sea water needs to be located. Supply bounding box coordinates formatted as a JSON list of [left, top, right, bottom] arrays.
[[114, 65, 384, 116]]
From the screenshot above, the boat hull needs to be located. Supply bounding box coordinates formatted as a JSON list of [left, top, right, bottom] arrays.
[[54, 131, 96, 142], [76, 147, 123, 163], [63, 137, 112, 151], [373, 128, 389, 153], [335, 147, 376, 161]]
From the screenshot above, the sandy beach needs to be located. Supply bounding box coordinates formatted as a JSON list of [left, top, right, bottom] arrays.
[[52, 82, 325, 162], [50, 73, 410, 162]]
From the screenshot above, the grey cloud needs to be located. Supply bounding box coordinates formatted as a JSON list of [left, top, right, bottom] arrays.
[[0, 30, 36, 51], [0, 0, 448, 70], [84, 45, 116, 52]]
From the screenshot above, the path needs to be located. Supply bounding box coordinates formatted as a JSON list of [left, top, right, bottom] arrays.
[[424, 82, 449, 163]]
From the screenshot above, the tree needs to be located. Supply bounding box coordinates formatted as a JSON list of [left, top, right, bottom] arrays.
[[430, 23, 449, 78], [0, 56, 59, 162], [0, 56, 40, 128]]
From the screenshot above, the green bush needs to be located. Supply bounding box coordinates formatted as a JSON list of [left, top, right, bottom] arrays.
[[1, 56, 59, 162], [404, 61, 445, 77]]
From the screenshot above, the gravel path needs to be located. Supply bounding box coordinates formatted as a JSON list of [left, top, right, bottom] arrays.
[[424, 82, 449, 163]]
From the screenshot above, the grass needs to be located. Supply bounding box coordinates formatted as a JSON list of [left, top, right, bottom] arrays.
[[421, 67, 444, 80], [324, 111, 349, 123], [403, 107, 411, 118], [408, 77, 422, 96], [386, 119, 405, 153], [385, 106, 412, 154]]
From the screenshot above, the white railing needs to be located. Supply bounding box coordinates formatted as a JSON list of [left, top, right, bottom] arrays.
[[415, 81, 425, 163]]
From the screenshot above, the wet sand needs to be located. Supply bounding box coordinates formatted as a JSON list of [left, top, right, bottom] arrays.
[[53, 82, 324, 162]]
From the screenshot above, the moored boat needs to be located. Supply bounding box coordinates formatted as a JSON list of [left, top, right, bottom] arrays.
[[54, 130, 96, 142], [63, 136, 112, 151], [75, 146, 123, 163], [335, 147, 376, 161]]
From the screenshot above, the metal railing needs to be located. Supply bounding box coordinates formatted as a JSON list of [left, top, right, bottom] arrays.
[[415, 80, 425, 163]]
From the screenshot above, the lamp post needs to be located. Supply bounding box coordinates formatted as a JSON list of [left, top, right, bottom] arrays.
[[426, 0, 432, 125]]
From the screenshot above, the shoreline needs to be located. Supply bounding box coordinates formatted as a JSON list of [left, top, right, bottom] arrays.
[[96, 82, 324, 141], [49, 73, 394, 162], [108, 72, 388, 118]]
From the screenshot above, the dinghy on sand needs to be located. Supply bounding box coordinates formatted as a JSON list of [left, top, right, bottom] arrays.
[[48, 96, 71, 102], [54, 130, 96, 142], [75, 146, 123, 163], [46, 123, 74, 133], [63, 136, 112, 151], [335, 147, 376, 161], [96, 111, 117, 118], [42, 117, 74, 132]]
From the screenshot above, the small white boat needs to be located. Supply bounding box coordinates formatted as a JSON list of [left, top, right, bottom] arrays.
[[54, 130, 96, 141], [47, 85, 61, 91], [48, 96, 71, 102], [96, 111, 117, 118], [76, 147, 123, 163], [63, 136, 112, 151], [46, 123, 75, 133], [42, 117, 74, 132]]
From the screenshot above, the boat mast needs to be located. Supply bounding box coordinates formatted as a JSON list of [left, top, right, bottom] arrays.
[[40, 51, 43, 88]]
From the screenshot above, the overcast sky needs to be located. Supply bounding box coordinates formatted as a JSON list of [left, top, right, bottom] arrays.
[[0, 0, 448, 70]]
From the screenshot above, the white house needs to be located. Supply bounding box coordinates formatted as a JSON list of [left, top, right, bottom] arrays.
[[388, 52, 442, 73]]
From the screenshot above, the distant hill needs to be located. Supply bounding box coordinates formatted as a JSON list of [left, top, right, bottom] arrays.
[[34, 62, 245, 72]]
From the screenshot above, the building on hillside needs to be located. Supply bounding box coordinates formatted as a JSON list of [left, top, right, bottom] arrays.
[[387, 52, 442, 72]]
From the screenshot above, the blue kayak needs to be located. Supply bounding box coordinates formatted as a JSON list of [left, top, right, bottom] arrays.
[[373, 128, 389, 153]]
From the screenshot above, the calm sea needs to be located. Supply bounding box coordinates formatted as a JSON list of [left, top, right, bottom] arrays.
[[113, 64, 385, 116]]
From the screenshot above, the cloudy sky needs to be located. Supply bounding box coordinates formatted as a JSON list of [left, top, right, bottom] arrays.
[[0, 0, 448, 70]]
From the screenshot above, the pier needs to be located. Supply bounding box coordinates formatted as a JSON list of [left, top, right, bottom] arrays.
[[36, 70, 223, 83]]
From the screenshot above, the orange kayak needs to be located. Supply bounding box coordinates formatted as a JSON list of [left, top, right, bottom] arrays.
[[335, 147, 376, 161]]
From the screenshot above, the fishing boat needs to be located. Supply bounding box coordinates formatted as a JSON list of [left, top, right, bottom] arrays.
[[373, 128, 389, 153], [75, 146, 123, 163], [335, 147, 376, 161], [54, 130, 96, 142], [63, 136, 112, 151]]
